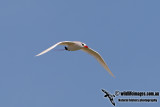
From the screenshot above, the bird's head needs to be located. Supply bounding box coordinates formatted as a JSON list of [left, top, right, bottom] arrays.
[[81, 43, 88, 48]]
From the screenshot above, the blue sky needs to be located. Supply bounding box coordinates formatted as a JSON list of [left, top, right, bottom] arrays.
[[0, 0, 160, 107]]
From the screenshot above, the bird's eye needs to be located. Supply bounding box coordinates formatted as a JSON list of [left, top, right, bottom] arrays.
[[82, 43, 84, 46]]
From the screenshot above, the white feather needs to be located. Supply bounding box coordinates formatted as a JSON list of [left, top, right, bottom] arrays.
[[35, 41, 73, 56]]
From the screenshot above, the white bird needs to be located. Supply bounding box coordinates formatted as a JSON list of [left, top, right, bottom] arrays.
[[36, 41, 115, 77]]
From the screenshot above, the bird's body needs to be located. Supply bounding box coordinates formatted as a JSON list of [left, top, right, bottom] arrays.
[[64, 41, 84, 51], [36, 41, 114, 77]]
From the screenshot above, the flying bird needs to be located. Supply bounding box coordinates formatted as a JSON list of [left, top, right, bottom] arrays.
[[102, 89, 116, 106], [36, 41, 114, 77]]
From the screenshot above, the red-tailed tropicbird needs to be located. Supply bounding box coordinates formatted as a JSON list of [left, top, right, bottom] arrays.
[[36, 41, 115, 77]]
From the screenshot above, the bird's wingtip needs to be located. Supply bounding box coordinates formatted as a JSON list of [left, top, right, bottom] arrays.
[[35, 54, 40, 57], [107, 70, 115, 78], [111, 74, 116, 78]]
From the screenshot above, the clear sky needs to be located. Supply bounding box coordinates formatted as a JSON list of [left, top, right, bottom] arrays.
[[0, 0, 160, 107]]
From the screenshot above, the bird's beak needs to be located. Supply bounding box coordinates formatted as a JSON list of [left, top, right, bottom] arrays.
[[84, 46, 88, 48]]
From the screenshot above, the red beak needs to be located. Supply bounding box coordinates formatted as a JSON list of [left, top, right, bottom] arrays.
[[84, 46, 88, 48]]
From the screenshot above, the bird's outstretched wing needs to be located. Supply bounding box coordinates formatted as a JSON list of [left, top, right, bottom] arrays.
[[110, 100, 115, 106], [102, 89, 108, 94], [82, 48, 115, 77], [36, 41, 74, 56]]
